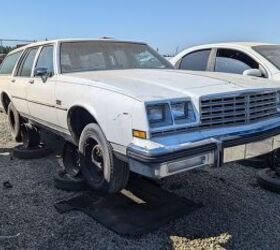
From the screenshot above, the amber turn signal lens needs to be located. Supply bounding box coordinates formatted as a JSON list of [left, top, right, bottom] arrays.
[[132, 129, 147, 139]]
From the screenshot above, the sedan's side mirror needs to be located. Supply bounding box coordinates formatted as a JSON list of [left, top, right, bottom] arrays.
[[34, 67, 50, 83], [243, 69, 262, 77]]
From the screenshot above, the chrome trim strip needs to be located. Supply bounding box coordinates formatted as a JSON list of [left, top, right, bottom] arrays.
[[11, 95, 26, 101], [12, 96, 68, 111], [29, 99, 55, 108], [224, 134, 280, 162]]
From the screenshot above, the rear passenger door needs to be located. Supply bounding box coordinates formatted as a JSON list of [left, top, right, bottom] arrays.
[[10, 47, 39, 116], [178, 49, 212, 71], [0, 51, 22, 111], [214, 48, 260, 75]]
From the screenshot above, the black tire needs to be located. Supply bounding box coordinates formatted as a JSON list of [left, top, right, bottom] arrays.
[[13, 144, 52, 159], [79, 123, 129, 193], [7, 102, 22, 142], [257, 168, 280, 193], [21, 123, 40, 149], [62, 142, 81, 177], [54, 170, 87, 192]]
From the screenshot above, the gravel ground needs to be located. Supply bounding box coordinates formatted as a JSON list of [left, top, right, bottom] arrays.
[[0, 112, 280, 250]]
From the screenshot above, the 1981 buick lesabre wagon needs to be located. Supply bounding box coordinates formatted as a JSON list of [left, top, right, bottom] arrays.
[[1, 39, 280, 193]]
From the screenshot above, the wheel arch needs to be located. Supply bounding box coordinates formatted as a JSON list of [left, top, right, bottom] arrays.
[[1, 92, 12, 113], [67, 105, 101, 145]]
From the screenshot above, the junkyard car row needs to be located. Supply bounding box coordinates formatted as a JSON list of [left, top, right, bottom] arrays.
[[1, 39, 280, 193]]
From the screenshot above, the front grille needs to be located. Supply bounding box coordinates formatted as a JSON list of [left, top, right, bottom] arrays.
[[200, 91, 279, 128]]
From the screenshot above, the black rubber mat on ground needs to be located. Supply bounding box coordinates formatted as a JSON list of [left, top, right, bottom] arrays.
[[54, 177, 202, 236]]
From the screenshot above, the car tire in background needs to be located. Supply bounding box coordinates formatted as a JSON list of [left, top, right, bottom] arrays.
[[7, 102, 22, 142], [79, 123, 129, 193], [13, 144, 52, 159], [257, 168, 280, 193], [21, 123, 41, 148], [269, 149, 280, 176], [54, 170, 87, 192], [240, 153, 272, 169]]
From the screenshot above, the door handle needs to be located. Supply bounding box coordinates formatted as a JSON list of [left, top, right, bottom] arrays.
[[11, 79, 16, 83], [28, 80, 34, 84]]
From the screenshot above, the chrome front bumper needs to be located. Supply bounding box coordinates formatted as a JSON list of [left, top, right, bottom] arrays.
[[223, 135, 280, 162], [127, 121, 280, 179]]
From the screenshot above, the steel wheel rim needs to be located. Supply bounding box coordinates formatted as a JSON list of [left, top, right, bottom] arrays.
[[66, 147, 81, 177], [84, 138, 105, 184]]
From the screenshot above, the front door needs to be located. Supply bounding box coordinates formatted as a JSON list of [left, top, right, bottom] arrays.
[[26, 45, 58, 126]]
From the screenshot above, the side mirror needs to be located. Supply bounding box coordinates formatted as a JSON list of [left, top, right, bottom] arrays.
[[34, 67, 50, 82], [243, 68, 262, 77]]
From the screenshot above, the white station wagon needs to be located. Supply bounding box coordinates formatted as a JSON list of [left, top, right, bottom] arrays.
[[170, 42, 280, 80], [1, 39, 280, 193]]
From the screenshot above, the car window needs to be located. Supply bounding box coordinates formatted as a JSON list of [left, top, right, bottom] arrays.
[[17, 48, 38, 77], [253, 45, 280, 70], [35, 46, 54, 74], [113, 50, 129, 68], [60, 41, 173, 73], [133, 50, 164, 68], [80, 52, 106, 70], [215, 49, 259, 74], [179, 49, 211, 71], [0, 51, 22, 75]]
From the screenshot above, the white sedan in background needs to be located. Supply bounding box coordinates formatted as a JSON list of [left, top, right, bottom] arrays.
[[170, 42, 280, 80]]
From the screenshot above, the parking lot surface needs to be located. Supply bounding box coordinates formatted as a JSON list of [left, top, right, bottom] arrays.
[[0, 112, 280, 250]]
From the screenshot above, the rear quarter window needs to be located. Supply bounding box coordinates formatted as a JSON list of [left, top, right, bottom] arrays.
[[0, 51, 22, 75]]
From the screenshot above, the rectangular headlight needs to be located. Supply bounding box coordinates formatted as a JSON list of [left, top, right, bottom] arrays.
[[147, 105, 165, 122], [146, 104, 172, 128], [171, 102, 188, 120], [171, 101, 196, 124]]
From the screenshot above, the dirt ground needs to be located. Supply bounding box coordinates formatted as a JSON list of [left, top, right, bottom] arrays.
[[0, 112, 280, 250]]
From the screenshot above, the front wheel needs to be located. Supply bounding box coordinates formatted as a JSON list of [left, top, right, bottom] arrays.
[[79, 123, 129, 193]]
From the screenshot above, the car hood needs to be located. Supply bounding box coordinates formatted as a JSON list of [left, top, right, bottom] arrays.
[[64, 69, 280, 102]]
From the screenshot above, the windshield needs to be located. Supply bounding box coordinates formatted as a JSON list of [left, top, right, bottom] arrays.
[[60, 41, 173, 73], [253, 45, 280, 69]]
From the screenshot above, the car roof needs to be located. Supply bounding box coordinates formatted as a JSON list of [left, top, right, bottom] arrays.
[[183, 42, 277, 51], [170, 42, 279, 63], [9, 38, 147, 54], [203, 42, 274, 47]]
